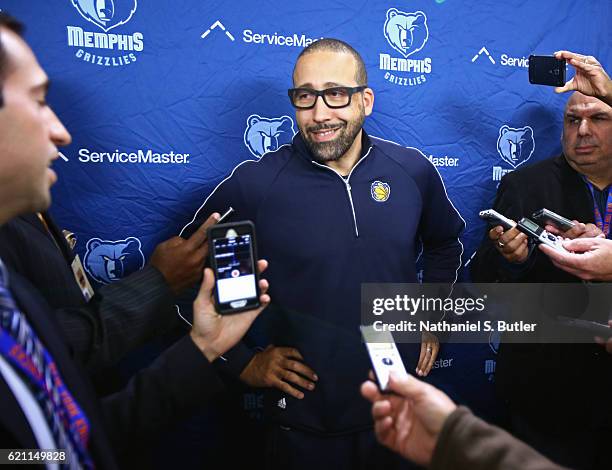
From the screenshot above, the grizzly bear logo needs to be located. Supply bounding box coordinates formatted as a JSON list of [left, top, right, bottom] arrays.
[[83, 237, 145, 284], [71, 0, 137, 32], [383, 8, 429, 58], [243, 114, 295, 158], [497, 125, 535, 169]]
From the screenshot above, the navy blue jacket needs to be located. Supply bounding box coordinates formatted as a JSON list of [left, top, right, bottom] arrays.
[[182, 131, 464, 434]]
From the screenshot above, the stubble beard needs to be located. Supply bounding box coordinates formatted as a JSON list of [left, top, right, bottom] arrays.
[[302, 106, 365, 164]]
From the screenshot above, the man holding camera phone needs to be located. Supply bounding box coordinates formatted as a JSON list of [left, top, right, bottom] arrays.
[[478, 51, 612, 272], [471, 52, 612, 469], [182, 38, 464, 469]]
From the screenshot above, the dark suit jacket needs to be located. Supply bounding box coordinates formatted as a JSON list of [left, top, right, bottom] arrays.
[[471, 155, 611, 427], [0, 268, 119, 469], [471, 154, 594, 283], [0, 213, 178, 372], [0, 215, 226, 458]]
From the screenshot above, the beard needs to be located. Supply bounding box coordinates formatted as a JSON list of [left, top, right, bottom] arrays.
[[301, 105, 365, 164]]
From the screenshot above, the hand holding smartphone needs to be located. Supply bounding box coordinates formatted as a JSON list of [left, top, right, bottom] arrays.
[[208, 221, 261, 314], [189, 258, 270, 361]]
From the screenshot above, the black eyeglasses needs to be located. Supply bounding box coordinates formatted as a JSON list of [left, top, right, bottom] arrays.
[[287, 86, 367, 109]]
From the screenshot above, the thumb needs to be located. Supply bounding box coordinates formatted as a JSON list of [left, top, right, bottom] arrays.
[[387, 372, 426, 399], [554, 77, 574, 94], [562, 237, 598, 253], [196, 267, 215, 305]]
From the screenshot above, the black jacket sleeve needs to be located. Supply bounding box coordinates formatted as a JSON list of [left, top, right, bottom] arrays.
[[101, 335, 225, 453], [58, 265, 177, 372], [0, 215, 178, 373], [431, 406, 569, 470]]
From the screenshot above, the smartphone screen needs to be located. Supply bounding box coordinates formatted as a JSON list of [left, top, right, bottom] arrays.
[[208, 221, 260, 314]]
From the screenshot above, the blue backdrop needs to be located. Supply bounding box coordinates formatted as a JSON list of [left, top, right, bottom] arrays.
[[3, 0, 611, 461]]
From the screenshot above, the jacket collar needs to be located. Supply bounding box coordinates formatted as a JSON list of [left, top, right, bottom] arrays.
[[18, 212, 73, 261], [558, 153, 597, 222]]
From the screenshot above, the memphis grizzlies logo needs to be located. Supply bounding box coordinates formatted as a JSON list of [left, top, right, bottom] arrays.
[[379, 9, 432, 87], [243, 115, 295, 158], [83, 237, 145, 284], [371, 181, 391, 202], [496, 125, 535, 169], [71, 0, 137, 32], [383, 9, 429, 58], [67, 0, 143, 67]]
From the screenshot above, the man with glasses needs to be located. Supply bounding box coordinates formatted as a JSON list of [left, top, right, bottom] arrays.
[[182, 38, 464, 469]]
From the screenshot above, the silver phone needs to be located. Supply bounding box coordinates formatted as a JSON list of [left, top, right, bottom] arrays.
[[479, 209, 516, 230], [360, 325, 408, 391]]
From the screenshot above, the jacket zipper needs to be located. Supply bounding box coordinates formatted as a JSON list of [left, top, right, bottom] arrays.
[[311, 145, 373, 237]]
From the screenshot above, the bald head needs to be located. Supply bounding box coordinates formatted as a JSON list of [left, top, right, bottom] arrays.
[[293, 38, 367, 86], [565, 91, 612, 115], [562, 92, 612, 187]]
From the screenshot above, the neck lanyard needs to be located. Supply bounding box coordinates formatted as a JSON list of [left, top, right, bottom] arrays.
[[0, 262, 93, 468], [0, 328, 93, 468], [584, 180, 612, 237]]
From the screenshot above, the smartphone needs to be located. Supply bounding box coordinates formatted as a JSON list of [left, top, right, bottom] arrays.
[[532, 208, 575, 232], [360, 325, 408, 391], [517, 217, 568, 252], [528, 55, 566, 87], [479, 209, 516, 230], [208, 221, 260, 314]]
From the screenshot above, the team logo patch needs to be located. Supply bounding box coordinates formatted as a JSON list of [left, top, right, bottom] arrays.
[[496, 125, 535, 169], [71, 0, 137, 32], [244, 114, 296, 158], [83, 236, 145, 284], [371, 181, 391, 202], [383, 8, 429, 59]]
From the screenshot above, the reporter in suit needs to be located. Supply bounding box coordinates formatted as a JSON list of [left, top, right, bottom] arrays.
[[471, 91, 612, 469], [0, 12, 270, 467]]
